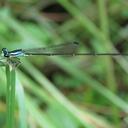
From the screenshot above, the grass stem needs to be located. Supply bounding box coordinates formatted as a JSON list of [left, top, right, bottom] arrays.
[[6, 65, 16, 128]]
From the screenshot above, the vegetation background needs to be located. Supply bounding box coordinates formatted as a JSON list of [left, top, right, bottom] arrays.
[[0, 0, 128, 128]]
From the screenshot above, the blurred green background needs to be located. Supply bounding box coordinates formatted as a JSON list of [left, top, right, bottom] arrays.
[[0, 0, 128, 128]]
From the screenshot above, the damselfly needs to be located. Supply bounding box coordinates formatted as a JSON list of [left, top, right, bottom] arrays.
[[2, 42, 79, 58], [1, 42, 128, 67], [1, 42, 79, 67], [2, 42, 128, 58]]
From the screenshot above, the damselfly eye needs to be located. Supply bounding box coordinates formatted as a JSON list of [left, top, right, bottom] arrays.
[[2, 48, 9, 57]]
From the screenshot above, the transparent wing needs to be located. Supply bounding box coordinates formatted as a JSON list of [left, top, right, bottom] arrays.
[[23, 42, 79, 55]]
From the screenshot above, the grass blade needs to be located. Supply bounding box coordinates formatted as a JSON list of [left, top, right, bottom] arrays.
[[6, 65, 16, 128]]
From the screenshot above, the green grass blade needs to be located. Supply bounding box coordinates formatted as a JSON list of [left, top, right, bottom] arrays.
[[51, 57, 128, 113], [97, 0, 120, 126], [26, 96, 57, 128], [6, 65, 16, 128], [22, 59, 112, 128], [16, 78, 27, 128]]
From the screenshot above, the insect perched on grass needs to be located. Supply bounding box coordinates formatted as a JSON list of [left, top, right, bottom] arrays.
[[1, 42, 128, 67], [1, 42, 78, 67]]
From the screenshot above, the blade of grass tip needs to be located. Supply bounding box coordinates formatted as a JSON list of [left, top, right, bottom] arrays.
[[6, 65, 16, 128]]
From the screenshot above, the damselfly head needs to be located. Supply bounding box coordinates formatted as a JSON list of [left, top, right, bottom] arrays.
[[2, 48, 9, 57]]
